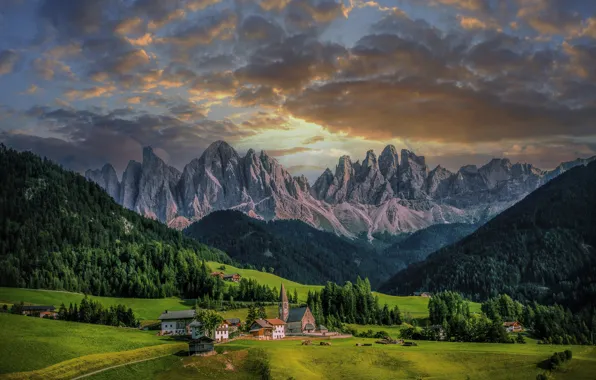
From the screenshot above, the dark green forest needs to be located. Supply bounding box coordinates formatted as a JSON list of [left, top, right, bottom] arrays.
[[305, 278, 403, 330], [184, 210, 392, 286], [0, 145, 231, 298]]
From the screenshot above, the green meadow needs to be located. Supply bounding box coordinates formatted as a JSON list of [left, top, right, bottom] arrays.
[[88, 338, 596, 380], [0, 313, 174, 375], [0, 287, 194, 321]]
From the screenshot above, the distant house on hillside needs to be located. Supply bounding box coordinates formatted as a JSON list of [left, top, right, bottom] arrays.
[[223, 273, 241, 282], [225, 318, 242, 332], [210, 271, 225, 279], [503, 321, 523, 333], [22, 305, 56, 318], [158, 309, 196, 335], [413, 292, 432, 298]]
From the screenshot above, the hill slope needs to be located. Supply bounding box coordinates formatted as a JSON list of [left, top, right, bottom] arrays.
[[184, 210, 392, 286], [0, 145, 229, 298], [382, 223, 478, 272], [379, 160, 596, 311]]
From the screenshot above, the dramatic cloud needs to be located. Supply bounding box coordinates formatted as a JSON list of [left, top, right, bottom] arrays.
[[0, 0, 594, 175]]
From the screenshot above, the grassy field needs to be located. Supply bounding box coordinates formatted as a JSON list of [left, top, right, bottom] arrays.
[[0, 288, 195, 321], [206, 261, 321, 301], [83, 338, 596, 380], [3, 313, 595, 380], [0, 313, 173, 375]]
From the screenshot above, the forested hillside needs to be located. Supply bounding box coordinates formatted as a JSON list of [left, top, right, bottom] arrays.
[[0, 145, 230, 298], [382, 223, 478, 272], [184, 210, 392, 286], [379, 161, 596, 313]]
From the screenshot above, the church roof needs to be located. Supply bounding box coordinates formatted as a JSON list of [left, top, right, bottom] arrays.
[[280, 283, 288, 304], [286, 307, 308, 323]]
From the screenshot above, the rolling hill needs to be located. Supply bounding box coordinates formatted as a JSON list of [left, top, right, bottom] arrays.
[[379, 160, 596, 313], [184, 210, 392, 287], [0, 145, 229, 298]]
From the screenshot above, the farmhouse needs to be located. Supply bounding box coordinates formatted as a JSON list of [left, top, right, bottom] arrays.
[[215, 321, 229, 342], [21, 305, 56, 318], [158, 309, 196, 335], [266, 318, 286, 339], [188, 335, 215, 355], [279, 283, 316, 334], [503, 321, 523, 333], [413, 292, 432, 298], [223, 273, 242, 282], [249, 319, 274, 340], [210, 271, 224, 279]]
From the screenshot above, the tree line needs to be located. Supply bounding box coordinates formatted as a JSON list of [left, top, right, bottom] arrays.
[[482, 294, 596, 345], [10, 296, 137, 328], [306, 277, 403, 330]]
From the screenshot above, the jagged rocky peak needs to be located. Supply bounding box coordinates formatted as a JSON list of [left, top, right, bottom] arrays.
[[120, 160, 142, 210], [362, 150, 378, 169], [399, 149, 428, 199], [459, 164, 479, 174], [85, 163, 121, 203], [379, 145, 399, 175]]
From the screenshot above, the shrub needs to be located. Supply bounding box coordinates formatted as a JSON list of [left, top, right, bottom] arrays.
[[246, 348, 271, 380], [564, 350, 573, 360], [516, 333, 526, 344], [536, 374, 548, 380]]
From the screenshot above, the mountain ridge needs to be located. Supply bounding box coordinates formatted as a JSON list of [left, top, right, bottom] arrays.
[[86, 140, 596, 238]]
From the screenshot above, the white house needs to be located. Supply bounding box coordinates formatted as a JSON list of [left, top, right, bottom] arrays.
[[265, 318, 286, 340], [158, 309, 196, 335], [215, 322, 229, 342], [190, 320, 229, 342]]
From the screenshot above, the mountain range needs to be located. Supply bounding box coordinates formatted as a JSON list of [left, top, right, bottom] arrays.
[[86, 140, 595, 238]]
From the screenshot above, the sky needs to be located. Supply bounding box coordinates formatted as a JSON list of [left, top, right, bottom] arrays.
[[0, 0, 595, 181]]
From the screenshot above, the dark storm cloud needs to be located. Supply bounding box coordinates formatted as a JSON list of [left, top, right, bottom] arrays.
[[235, 34, 347, 90], [232, 86, 284, 108], [0, 50, 19, 75], [5, 106, 255, 173]]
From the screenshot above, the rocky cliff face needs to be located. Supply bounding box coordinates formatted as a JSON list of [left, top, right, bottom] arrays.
[[86, 141, 595, 238], [85, 164, 121, 203]]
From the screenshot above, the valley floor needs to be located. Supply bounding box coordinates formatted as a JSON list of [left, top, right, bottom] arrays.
[[2, 313, 595, 380]]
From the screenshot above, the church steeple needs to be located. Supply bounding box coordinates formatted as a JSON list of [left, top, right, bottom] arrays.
[[279, 282, 289, 322]]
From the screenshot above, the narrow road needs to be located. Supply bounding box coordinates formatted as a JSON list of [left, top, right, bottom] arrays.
[[71, 353, 173, 379]]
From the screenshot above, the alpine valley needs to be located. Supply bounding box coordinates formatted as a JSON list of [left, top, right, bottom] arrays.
[[86, 140, 595, 239]]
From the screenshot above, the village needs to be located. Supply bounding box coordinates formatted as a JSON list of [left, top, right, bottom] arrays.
[[158, 283, 341, 355]]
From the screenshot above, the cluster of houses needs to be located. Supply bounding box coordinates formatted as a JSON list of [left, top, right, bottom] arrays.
[[158, 283, 332, 355], [210, 272, 242, 282]]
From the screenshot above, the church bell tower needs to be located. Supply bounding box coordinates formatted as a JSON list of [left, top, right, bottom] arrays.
[[279, 282, 289, 322]]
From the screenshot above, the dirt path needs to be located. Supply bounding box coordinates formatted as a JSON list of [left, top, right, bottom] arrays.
[[71, 353, 173, 379]]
